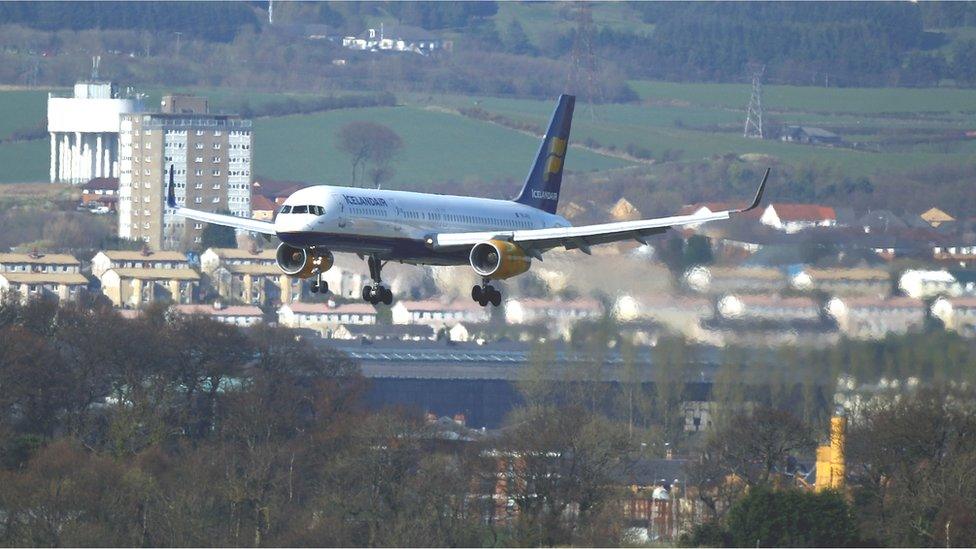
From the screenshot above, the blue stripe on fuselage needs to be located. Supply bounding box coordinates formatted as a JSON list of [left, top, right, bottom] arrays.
[[277, 231, 469, 265]]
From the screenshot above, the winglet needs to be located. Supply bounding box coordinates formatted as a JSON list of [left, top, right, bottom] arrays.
[[166, 164, 176, 209], [735, 167, 770, 214]]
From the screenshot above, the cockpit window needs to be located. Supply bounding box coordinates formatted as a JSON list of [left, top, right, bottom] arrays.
[[292, 205, 308, 214], [280, 205, 292, 214]]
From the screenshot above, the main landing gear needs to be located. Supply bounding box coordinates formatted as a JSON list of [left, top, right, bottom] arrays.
[[362, 254, 393, 305], [472, 278, 502, 307], [310, 273, 329, 294]]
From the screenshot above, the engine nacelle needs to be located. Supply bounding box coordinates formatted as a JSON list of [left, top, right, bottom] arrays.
[[469, 239, 531, 280], [275, 243, 334, 279]]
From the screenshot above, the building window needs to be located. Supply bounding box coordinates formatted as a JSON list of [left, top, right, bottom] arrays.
[[212, 170, 221, 177], [195, 157, 203, 163], [195, 197, 202, 204], [194, 223, 203, 230], [213, 142, 221, 149], [212, 157, 221, 163], [196, 130, 204, 136], [214, 130, 222, 136], [212, 197, 220, 203]]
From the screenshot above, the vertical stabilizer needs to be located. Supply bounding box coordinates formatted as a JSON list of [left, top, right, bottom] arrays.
[[513, 94, 575, 214]]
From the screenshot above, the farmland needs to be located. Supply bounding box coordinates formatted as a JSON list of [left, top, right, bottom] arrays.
[[1, 79, 975, 185]]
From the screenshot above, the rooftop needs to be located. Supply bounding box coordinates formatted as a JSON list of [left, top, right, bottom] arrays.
[[105, 268, 200, 281], [81, 177, 119, 192], [836, 296, 924, 309], [97, 250, 188, 262], [217, 263, 280, 276], [0, 272, 89, 284], [768, 203, 837, 222], [0, 252, 80, 265], [172, 304, 263, 317], [283, 302, 377, 315], [396, 299, 484, 312], [206, 247, 276, 260]]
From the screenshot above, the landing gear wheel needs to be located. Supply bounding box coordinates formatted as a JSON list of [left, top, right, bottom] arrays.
[[471, 285, 483, 302], [311, 281, 319, 293], [489, 287, 502, 307], [381, 286, 393, 305], [362, 285, 373, 302]]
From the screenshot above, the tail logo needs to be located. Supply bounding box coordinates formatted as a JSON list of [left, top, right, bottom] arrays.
[[544, 137, 567, 183]]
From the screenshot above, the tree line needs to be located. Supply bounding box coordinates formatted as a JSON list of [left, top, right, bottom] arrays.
[[2, 295, 976, 545]]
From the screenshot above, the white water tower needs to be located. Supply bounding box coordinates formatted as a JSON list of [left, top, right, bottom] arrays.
[[47, 57, 141, 184]]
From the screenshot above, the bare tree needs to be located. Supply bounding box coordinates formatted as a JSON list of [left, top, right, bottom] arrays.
[[335, 121, 403, 187]]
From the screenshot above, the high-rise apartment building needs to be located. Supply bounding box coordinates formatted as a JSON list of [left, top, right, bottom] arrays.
[[118, 95, 252, 250]]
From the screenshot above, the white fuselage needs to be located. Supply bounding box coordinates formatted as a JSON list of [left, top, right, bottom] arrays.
[[273, 185, 569, 264]]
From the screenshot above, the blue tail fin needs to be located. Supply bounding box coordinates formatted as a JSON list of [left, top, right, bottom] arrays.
[[513, 94, 575, 214]]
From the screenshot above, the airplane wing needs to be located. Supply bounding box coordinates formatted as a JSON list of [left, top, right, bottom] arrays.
[[165, 166, 277, 235], [428, 168, 769, 255]]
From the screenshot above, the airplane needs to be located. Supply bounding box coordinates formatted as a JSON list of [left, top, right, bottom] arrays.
[[167, 94, 768, 307]]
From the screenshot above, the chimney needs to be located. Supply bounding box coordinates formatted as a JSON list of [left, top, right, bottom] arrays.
[[453, 413, 466, 426]]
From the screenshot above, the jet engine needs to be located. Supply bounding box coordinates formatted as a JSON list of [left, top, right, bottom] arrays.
[[275, 243, 334, 278], [469, 239, 531, 280]]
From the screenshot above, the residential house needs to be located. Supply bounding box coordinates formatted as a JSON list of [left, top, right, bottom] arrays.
[[780, 126, 842, 145], [391, 299, 490, 329], [717, 294, 822, 322], [931, 297, 976, 338], [898, 269, 962, 299], [760, 203, 837, 233], [826, 297, 926, 339], [171, 303, 264, 327], [91, 249, 189, 278], [613, 294, 712, 340], [99, 267, 199, 308], [709, 294, 835, 347], [277, 301, 377, 336], [0, 272, 89, 302], [684, 265, 787, 294], [0, 252, 80, 273], [328, 323, 434, 342], [933, 242, 976, 264], [858, 210, 907, 233], [251, 194, 277, 221], [920, 207, 955, 228], [790, 268, 891, 298], [200, 246, 276, 274], [80, 176, 119, 210], [504, 297, 603, 324], [342, 23, 448, 55], [212, 263, 300, 306]]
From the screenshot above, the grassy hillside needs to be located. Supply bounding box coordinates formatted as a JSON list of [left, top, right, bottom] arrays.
[[409, 81, 976, 177], [253, 105, 627, 191]]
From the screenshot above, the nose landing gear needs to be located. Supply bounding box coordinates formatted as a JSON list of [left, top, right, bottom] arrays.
[[472, 279, 502, 307], [362, 254, 393, 305]]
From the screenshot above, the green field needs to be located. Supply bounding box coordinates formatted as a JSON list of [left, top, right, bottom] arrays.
[[3, 78, 976, 184], [406, 82, 976, 177], [253, 105, 627, 190], [630, 80, 976, 114], [0, 89, 50, 139]]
